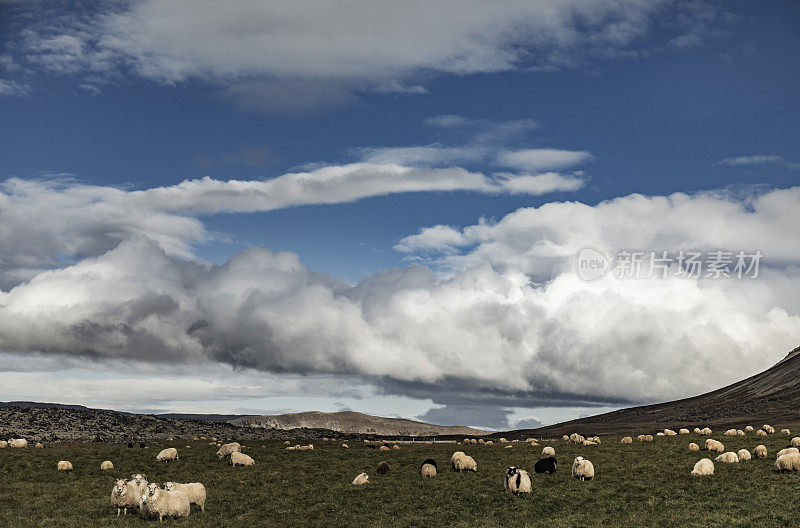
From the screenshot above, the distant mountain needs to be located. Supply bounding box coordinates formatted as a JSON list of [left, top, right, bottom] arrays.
[[157, 413, 245, 422], [232, 410, 488, 436], [506, 345, 800, 438]]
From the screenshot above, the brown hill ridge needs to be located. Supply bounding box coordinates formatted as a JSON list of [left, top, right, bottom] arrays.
[[232, 410, 487, 436], [512, 345, 800, 438]]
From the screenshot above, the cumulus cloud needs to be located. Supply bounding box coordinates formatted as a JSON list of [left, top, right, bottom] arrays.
[[7, 0, 710, 110], [2, 186, 800, 411]]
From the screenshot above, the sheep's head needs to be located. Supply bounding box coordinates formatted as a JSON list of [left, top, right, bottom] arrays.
[[131, 473, 147, 486], [114, 479, 128, 495], [506, 466, 518, 477], [575, 456, 584, 463], [163, 482, 174, 491]]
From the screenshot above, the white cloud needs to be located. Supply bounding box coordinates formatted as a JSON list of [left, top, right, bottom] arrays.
[[10, 0, 692, 110], [496, 148, 593, 171], [0, 78, 29, 96], [719, 155, 800, 170], [1, 187, 799, 410]]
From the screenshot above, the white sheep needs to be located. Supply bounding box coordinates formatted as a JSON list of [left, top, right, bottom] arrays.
[[140, 483, 191, 521], [693, 428, 701, 434], [35, 442, 44, 448], [620, 437, 632, 444], [656, 432, 665, 437], [453, 454, 477, 472], [451, 451, 465, 466], [0, 440, 6, 448], [499, 437, 508, 443], [756, 429, 768, 437], [352, 472, 369, 485], [679, 429, 690, 435], [100, 460, 114, 470], [561, 435, 569, 441], [775, 453, 800, 472], [688, 443, 700, 452], [791, 437, 800, 448], [776, 447, 799, 458], [341, 443, 349, 449], [8, 438, 27, 448], [764, 425, 776, 434], [571, 456, 594, 481], [394, 444, 401, 449], [691, 458, 714, 476], [541, 446, 555, 457], [231, 452, 254, 467], [745, 426, 754, 432], [110, 479, 139, 516], [705, 439, 724, 453], [216, 442, 241, 459], [129, 473, 148, 495], [57, 461, 73, 471], [163, 482, 206, 512], [736, 430, 745, 436], [156, 447, 178, 461], [485, 441, 494, 446], [664, 429, 677, 436], [700, 428, 712, 436], [738, 449, 751, 461], [754, 445, 768, 459], [714, 452, 739, 463], [380, 445, 391, 451], [504, 467, 532, 494], [724, 429, 737, 436], [421, 463, 437, 478]]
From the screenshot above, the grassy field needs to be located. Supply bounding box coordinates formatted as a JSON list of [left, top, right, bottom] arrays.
[[1, 432, 800, 527]]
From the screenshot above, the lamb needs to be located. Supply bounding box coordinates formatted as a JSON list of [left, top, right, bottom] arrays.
[[216, 442, 241, 459], [8, 438, 27, 448], [542, 446, 556, 457], [140, 483, 191, 521], [420, 459, 437, 478], [754, 445, 768, 459], [377, 461, 391, 475], [110, 478, 140, 516], [756, 429, 768, 437], [714, 452, 739, 463], [776, 453, 800, 472], [620, 437, 632, 444], [679, 429, 690, 435], [724, 429, 737, 436], [791, 437, 800, 448], [156, 447, 178, 461], [705, 439, 725, 453], [504, 467, 532, 495], [57, 461, 73, 471], [452, 454, 477, 472], [534, 457, 557, 474], [691, 458, 714, 476], [230, 452, 254, 467], [571, 457, 594, 481], [163, 482, 206, 512], [130, 473, 148, 495], [664, 429, 677, 436], [352, 472, 369, 485], [688, 443, 700, 451], [738, 449, 751, 461], [100, 461, 114, 470], [776, 447, 799, 458]]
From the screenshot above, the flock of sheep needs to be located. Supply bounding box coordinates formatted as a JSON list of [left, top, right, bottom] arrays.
[[4, 421, 800, 519]]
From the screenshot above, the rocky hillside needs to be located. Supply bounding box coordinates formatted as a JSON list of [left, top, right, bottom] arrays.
[[232, 410, 488, 436]]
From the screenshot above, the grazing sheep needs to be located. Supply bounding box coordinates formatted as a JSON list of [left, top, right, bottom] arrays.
[[679, 429, 690, 435], [745, 426, 754, 432], [57, 461, 73, 471], [505, 445, 514, 449], [688, 443, 700, 452], [562, 435, 569, 441], [377, 461, 391, 475], [738, 449, 752, 461], [216, 442, 241, 459], [542, 446, 556, 457], [100, 461, 114, 470], [380, 445, 391, 451], [352, 472, 369, 485], [691, 458, 714, 476], [342, 443, 349, 449], [693, 428, 701, 434], [453, 454, 477, 472], [664, 429, 677, 436], [420, 459, 438, 478], [393, 444, 401, 449], [715, 452, 739, 463], [463, 438, 470, 445], [700, 428, 712, 436], [8, 438, 27, 448], [754, 445, 768, 459], [163, 482, 206, 512], [156, 447, 178, 462], [582, 440, 597, 446], [129, 473, 148, 495], [231, 452, 254, 467], [140, 483, 191, 521], [478, 439, 485, 444], [776, 448, 799, 458], [656, 432, 665, 437], [284, 440, 291, 445], [642, 435, 654, 442], [35, 443, 44, 448], [451, 451, 465, 465], [470, 439, 477, 445], [484, 441, 494, 446], [620, 437, 632, 444], [571, 457, 594, 481], [499, 438, 508, 443], [737, 430, 745, 436], [756, 429, 768, 437], [705, 439, 725, 453], [0, 440, 6, 448], [569, 433, 585, 444], [637, 435, 645, 442], [791, 437, 800, 448], [775, 453, 800, 472], [298, 444, 314, 451], [534, 457, 557, 474], [764, 425, 776, 434], [724, 429, 737, 436], [504, 467, 532, 495], [110, 479, 140, 516]]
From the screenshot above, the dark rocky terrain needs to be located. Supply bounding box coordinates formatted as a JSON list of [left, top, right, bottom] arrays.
[[503, 345, 800, 439]]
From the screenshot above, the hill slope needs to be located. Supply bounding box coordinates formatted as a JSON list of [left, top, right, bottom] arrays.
[[510, 345, 800, 438], [232, 410, 487, 436]]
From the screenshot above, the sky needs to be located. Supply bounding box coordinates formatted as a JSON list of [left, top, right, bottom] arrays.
[[0, 0, 799, 430]]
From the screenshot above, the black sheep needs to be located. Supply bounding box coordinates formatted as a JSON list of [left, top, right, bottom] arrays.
[[534, 456, 557, 474]]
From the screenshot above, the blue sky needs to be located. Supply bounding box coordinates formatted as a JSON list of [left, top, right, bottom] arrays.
[[0, 1, 799, 429]]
